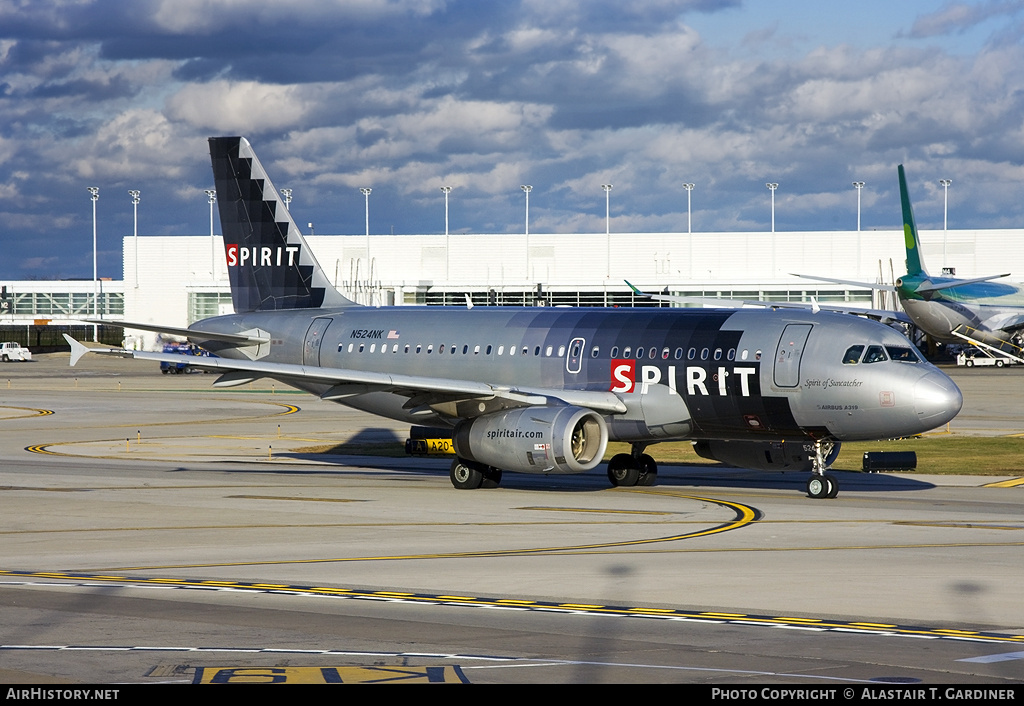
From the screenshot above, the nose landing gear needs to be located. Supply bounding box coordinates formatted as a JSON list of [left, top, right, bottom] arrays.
[[806, 440, 839, 499]]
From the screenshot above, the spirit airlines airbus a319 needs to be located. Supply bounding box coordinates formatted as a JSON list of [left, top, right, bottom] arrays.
[[66, 138, 963, 499]]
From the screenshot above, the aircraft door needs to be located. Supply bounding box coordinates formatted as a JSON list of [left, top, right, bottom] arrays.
[[773, 324, 812, 388], [303, 317, 334, 366], [566, 337, 585, 374]]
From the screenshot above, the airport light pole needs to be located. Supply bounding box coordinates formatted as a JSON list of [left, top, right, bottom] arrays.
[[766, 183, 778, 278], [940, 178, 952, 270], [88, 186, 99, 342], [441, 185, 452, 281], [129, 190, 140, 289], [205, 189, 217, 279], [521, 185, 532, 280], [601, 184, 613, 279], [280, 188, 292, 211], [682, 183, 694, 234], [360, 187, 372, 272], [766, 182, 778, 233], [852, 182, 864, 278], [852, 182, 864, 231]]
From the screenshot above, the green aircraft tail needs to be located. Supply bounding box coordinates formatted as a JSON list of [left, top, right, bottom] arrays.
[[898, 164, 928, 277]]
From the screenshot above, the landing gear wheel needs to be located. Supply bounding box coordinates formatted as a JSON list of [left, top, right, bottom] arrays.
[[637, 453, 658, 486], [806, 474, 831, 499], [824, 473, 839, 498], [450, 458, 483, 489], [607, 453, 641, 487]]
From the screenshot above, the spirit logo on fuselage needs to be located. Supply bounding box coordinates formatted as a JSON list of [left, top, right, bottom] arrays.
[[610, 359, 757, 397], [226, 244, 299, 268]]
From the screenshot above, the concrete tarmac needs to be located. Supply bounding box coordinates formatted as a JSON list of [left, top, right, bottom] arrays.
[[1, 353, 1022, 684]]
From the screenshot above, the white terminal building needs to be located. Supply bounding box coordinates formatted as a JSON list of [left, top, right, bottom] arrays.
[[3, 227, 1024, 351]]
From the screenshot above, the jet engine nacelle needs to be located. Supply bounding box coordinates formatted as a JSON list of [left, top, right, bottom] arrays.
[[453, 405, 608, 474], [692, 439, 840, 472]]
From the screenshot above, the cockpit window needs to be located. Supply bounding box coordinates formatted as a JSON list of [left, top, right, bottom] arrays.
[[886, 345, 921, 362], [842, 345, 864, 365], [862, 345, 888, 364]]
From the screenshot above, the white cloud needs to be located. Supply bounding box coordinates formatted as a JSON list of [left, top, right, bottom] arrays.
[[166, 80, 312, 132]]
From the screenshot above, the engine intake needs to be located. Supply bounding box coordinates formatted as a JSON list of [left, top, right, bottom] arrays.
[[453, 405, 608, 474]]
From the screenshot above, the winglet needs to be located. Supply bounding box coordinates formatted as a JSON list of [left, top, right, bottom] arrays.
[[624, 280, 648, 297], [63, 334, 90, 367], [898, 165, 927, 277]]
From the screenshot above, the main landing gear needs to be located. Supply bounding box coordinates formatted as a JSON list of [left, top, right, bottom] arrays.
[[450, 458, 502, 489], [806, 439, 839, 499], [607, 444, 658, 488]]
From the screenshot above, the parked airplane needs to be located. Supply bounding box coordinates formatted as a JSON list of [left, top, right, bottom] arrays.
[[795, 166, 1024, 361], [66, 138, 963, 498]]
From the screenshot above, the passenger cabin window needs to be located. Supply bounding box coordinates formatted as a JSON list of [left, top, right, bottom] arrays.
[[863, 345, 887, 364], [843, 345, 864, 364]]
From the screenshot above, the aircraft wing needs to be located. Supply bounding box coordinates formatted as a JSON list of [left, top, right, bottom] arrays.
[[63, 335, 627, 415], [625, 281, 911, 325], [789, 273, 897, 292], [979, 312, 1024, 334]]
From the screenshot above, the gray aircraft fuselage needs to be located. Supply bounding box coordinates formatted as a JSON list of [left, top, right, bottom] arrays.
[[192, 304, 959, 446]]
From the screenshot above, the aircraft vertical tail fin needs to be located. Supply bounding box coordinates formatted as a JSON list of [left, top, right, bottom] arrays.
[[897, 164, 928, 278], [209, 136, 357, 313]]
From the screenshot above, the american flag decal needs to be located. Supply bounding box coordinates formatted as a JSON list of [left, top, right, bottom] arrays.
[[387, 330, 400, 339]]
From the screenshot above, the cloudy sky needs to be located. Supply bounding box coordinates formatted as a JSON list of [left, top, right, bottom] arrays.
[[2, 0, 1024, 280]]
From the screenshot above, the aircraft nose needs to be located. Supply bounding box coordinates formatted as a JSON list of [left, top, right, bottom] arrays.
[[914, 371, 963, 427]]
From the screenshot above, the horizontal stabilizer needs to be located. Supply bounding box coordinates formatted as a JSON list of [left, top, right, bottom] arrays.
[[914, 274, 1011, 294], [84, 319, 270, 345]]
